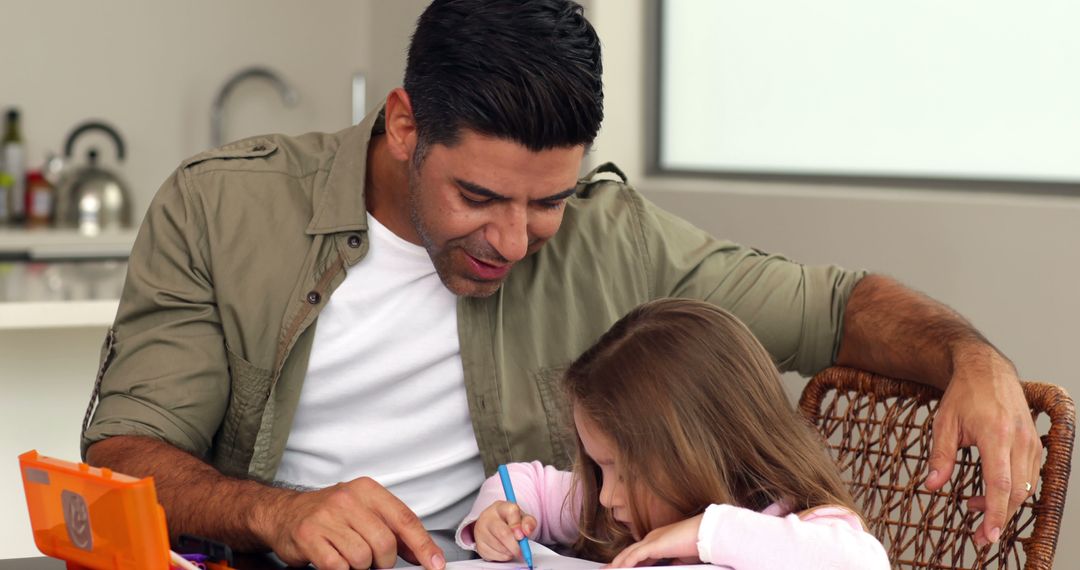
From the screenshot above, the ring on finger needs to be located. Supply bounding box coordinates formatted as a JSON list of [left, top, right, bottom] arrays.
[[1024, 481, 1033, 493]]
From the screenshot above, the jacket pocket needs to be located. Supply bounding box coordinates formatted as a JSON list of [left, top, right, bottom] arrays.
[[212, 346, 274, 478], [533, 365, 574, 470]]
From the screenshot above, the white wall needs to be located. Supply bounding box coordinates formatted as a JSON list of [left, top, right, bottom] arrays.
[[0, 0, 373, 222], [367, 1, 431, 111], [590, 0, 1080, 565], [0, 328, 107, 559]]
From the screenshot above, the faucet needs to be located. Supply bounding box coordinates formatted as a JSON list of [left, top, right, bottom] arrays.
[[210, 66, 299, 148]]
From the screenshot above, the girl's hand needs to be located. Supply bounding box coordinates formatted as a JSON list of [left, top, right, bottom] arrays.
[[606, 514, 704, 568], [474, 500, 538, 562]]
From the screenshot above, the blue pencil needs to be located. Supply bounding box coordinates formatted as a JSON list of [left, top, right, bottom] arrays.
[[497, 464, 535, 570]]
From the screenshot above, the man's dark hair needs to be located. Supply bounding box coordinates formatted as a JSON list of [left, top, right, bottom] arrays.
[[405, 0, 603, 159]]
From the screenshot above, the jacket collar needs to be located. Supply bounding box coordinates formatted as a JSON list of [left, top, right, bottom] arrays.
[[305, 107, 385, 235]]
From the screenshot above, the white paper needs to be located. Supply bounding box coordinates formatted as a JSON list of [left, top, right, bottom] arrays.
[[399, 542, 600, 570], [401, 541, 715, 570]]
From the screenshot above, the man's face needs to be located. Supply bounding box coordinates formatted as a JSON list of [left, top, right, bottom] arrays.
[[407, 130, 585, 297]]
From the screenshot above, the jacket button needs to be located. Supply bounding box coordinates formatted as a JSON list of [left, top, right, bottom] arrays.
[[306, 291, 321, 304], [251, 144, 267, 152], [347, 234, 362, 248]]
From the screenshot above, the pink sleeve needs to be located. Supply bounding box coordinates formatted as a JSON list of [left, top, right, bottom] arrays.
[[696, 503, 890, 570], [455, 461, 580, 550]]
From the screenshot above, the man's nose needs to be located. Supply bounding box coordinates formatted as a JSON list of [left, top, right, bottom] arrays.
[[487, 206, 529, 263]]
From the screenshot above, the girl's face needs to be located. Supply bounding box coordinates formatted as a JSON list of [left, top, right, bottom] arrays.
[[573, 407, 683, 539]]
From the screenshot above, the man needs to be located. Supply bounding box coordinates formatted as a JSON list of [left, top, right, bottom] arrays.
[[83, 1, 1040, 569]]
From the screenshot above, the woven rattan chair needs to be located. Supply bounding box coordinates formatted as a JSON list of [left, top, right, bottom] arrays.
[[798, 367, 1075, 569]]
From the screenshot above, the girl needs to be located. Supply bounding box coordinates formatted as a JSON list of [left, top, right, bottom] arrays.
[[455, 299, 889, 569]]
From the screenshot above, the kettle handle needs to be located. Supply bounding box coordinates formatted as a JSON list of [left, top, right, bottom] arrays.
[[64, 121, 126, 162]]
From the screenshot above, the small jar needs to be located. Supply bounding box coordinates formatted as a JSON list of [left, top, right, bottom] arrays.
[[25, 170, 55, 228]]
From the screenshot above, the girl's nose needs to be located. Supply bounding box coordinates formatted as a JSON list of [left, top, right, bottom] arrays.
[[599, 477, 619, 509]]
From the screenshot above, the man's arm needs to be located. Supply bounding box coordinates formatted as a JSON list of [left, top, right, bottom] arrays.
[[835, 274, 1042, 547], [86, 436, 446, 570]]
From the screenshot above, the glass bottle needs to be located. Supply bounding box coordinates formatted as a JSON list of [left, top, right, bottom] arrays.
[[2, 109, 26, 223], [0, 172, 13, 225]]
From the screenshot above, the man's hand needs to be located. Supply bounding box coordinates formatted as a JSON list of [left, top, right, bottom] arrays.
[[472, 500, 538, 562], [252, 476, 445, 570], [87, 437, 445, 570], [836, 274, 1042, 547], [606, 514, 702, 569], [924, 348, 1042, 547]]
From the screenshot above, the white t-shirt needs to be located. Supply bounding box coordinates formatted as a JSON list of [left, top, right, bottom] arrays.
[[275, 215, 486, 529]]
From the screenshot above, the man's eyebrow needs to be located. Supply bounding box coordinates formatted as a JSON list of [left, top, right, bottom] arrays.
[[456, 179, 506, 201], [540, 187, 578, 202], [456, 178, 577, 203]]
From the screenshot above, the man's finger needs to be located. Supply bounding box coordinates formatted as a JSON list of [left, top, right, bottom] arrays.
[[312, 514, 371, 568], [353, 513, 399, 569], [333, 528, 375, 570], [1004, 438, 1036, 527], [976, 444, 1013, 545], [373, 490, 445, 570], [306, 537, 351, 570], [926, 413, 960, 491], [1027, 430, 1043, 498], [397, 537, 420, 566]]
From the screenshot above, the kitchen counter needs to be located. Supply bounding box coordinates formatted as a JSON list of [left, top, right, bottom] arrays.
[[0, 228, 136, 260], [0, 228, 132, 330], [0, 261, 126, 329]]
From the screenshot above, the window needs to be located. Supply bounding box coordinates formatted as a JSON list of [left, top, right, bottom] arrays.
[[655, 0, 1080, 189]]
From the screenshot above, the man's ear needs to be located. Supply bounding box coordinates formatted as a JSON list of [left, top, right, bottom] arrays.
[[383, 87, 418, 163]]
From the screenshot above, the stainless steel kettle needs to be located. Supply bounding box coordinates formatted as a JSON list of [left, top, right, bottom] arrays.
[[55, 121, 133, 234]]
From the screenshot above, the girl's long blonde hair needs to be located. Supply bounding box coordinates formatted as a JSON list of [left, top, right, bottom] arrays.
[[564, 299, 856, 561]]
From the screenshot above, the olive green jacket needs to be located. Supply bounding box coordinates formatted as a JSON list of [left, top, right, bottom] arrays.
[[81, 109, 865, 482]]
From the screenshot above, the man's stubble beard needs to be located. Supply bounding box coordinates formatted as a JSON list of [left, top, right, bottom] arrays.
[[408, 173, 452, 287], [407, 167, 501, 298]]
